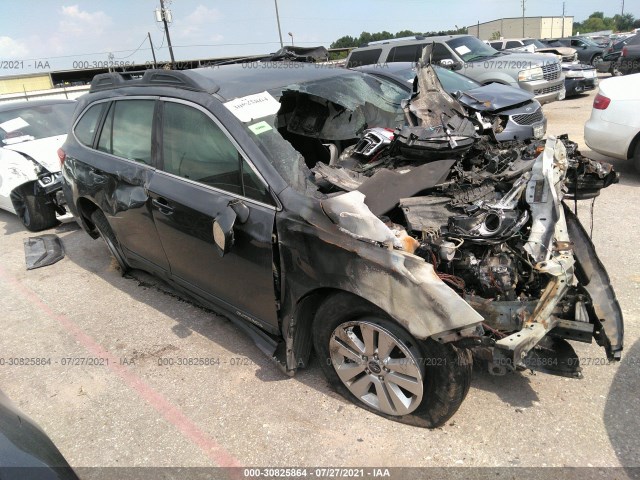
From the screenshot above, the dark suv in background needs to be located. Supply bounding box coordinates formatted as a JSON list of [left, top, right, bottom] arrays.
[[542, 37, 606, 65]]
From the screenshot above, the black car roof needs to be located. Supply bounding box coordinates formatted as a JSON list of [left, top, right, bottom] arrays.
[[89, 63, 358, 102], [0, 98, 76, 112]]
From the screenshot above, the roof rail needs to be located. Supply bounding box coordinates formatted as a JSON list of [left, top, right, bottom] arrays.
[[366, 35, 426, 46], [89, 69, 220, 94]]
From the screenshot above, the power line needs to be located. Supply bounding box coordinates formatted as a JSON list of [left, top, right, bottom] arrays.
[[114, 35, 149, 59]]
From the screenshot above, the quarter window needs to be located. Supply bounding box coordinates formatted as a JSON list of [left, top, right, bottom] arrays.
[[74, 103, 107, 147], [161, 102, 272, 204], [97, 100, 154, 164]]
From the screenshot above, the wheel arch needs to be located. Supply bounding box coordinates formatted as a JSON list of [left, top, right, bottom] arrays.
[[626, 130, 640, 160], [286, 288, 391, 371], [75, 197, 101, 238]]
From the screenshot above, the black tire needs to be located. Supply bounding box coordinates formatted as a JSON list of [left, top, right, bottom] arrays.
[[633, 142, 640, 174], [90, 209, 129, 274], [610, 63, 622, 77], [591, 54, 603, 67], [313, 292, 472, 428], [10, 183, 59, 232]]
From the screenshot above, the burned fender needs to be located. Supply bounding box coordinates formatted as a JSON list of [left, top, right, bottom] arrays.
[[565, 204, 624, 359], [277, 188, 483, 360]]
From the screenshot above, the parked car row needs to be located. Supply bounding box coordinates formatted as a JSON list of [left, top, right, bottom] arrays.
[[345, 34, 565, 104], [487, 37, 599, 97]]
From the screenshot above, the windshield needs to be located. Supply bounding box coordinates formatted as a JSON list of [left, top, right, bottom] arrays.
[[229, 72, 408, 193], [522, 39, 548, 49], [434, 66, 480, 92], [0, 102, 75, 145], [446, 36, 499, 62]]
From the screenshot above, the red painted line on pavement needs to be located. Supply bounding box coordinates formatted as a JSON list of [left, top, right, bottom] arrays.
[[0, 265, 242, 470]]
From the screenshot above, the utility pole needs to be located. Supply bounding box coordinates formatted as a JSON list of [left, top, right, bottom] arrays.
[[521, 0, 527, 37], [148, 32, 157, 69], [158, 0, 175, 68], [562, 2, 565, 37], [274, 0, 284, 49], [622, 0, 625, 15]]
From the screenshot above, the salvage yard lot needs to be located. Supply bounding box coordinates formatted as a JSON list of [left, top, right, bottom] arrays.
[[1, 76, 639, 473]]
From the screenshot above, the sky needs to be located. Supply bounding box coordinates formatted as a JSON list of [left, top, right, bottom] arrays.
[[0, 0, 637, 75]]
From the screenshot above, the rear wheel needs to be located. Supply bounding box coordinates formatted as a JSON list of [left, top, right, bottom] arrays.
[[10, 183, 59, 232], [313, 293, 472, 428], [90, 209, 129, 274]]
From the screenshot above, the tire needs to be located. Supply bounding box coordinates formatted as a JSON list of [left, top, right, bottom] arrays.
[[313, 293, 472, 428], [591, 54, 603, 67], [90, 209, 129, 274], [610, 63, 622, 77], [633, 142, 640, 174], [10, 183, 59, 232]]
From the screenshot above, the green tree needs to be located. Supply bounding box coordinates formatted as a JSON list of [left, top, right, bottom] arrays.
[[613, 13, 636, 31], [489, 31, 501, 40]]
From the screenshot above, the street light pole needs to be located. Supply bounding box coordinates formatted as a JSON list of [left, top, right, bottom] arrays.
[[521, 0, 527, 37], [274, 0, 284, 48], [288, 32, 294, 46]]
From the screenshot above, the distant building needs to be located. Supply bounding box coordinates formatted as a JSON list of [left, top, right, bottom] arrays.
[[468, 16, 574, 40]]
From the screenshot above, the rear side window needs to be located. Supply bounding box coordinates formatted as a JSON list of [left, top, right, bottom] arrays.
[[346, 49, 382, 68], [97, 100, 155, 164], [386, 44, 426, 63], [506, 41, 522, 49], [74, 103, 106, 147], [490, 42, 503, 50], [161, 102, 272, 204]]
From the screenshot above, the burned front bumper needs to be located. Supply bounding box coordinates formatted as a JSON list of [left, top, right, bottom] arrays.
[[468, 137, 623, 375]]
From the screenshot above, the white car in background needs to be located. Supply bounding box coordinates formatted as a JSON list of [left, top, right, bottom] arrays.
[[0, 99, 76, 231], [584, 73, 640, 171]]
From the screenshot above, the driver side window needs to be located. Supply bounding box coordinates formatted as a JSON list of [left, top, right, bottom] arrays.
[[161, 101, 272, 204]]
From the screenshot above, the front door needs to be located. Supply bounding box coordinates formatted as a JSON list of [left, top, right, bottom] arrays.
[[148, 99, 279, 330]]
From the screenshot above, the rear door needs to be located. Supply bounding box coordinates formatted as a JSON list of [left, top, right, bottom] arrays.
[[75, 98, 170, 271], [147, 98, 279, 331]]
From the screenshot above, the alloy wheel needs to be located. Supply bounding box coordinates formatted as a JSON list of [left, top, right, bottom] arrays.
[[329, 320, 424, 416]]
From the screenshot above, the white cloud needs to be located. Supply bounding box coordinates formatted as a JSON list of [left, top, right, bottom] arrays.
[[59, 4, 112, 37], [174, 5, 223, 40], [0, 36, 29, 58]]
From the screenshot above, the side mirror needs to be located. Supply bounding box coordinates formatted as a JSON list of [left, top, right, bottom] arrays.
[[440, 59, 455, 68], [582, 45, 588, 50], [213, 208, 236, 257], [212, 200, 250, 257]]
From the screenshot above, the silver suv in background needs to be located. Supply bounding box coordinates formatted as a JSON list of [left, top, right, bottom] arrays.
[[346, 35, 565, 104]]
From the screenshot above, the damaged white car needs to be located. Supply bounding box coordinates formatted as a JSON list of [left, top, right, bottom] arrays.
[[0, 99, 75, 231], [62, 58, 622, 428]]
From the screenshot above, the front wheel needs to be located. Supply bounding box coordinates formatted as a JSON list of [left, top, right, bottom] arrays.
[[591, 54, 603, 66], [313, 293, 472, 428], [10, 183, 59, 232]]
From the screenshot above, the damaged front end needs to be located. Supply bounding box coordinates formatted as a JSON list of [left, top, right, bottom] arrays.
[[306, 61, 623, 379]]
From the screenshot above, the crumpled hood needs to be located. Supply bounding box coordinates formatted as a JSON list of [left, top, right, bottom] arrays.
[[3, 134, 66, 173], [457, 83, 535, 112]]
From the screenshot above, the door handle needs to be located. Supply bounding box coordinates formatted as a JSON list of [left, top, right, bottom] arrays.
[[152, 198, 174, 215]]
